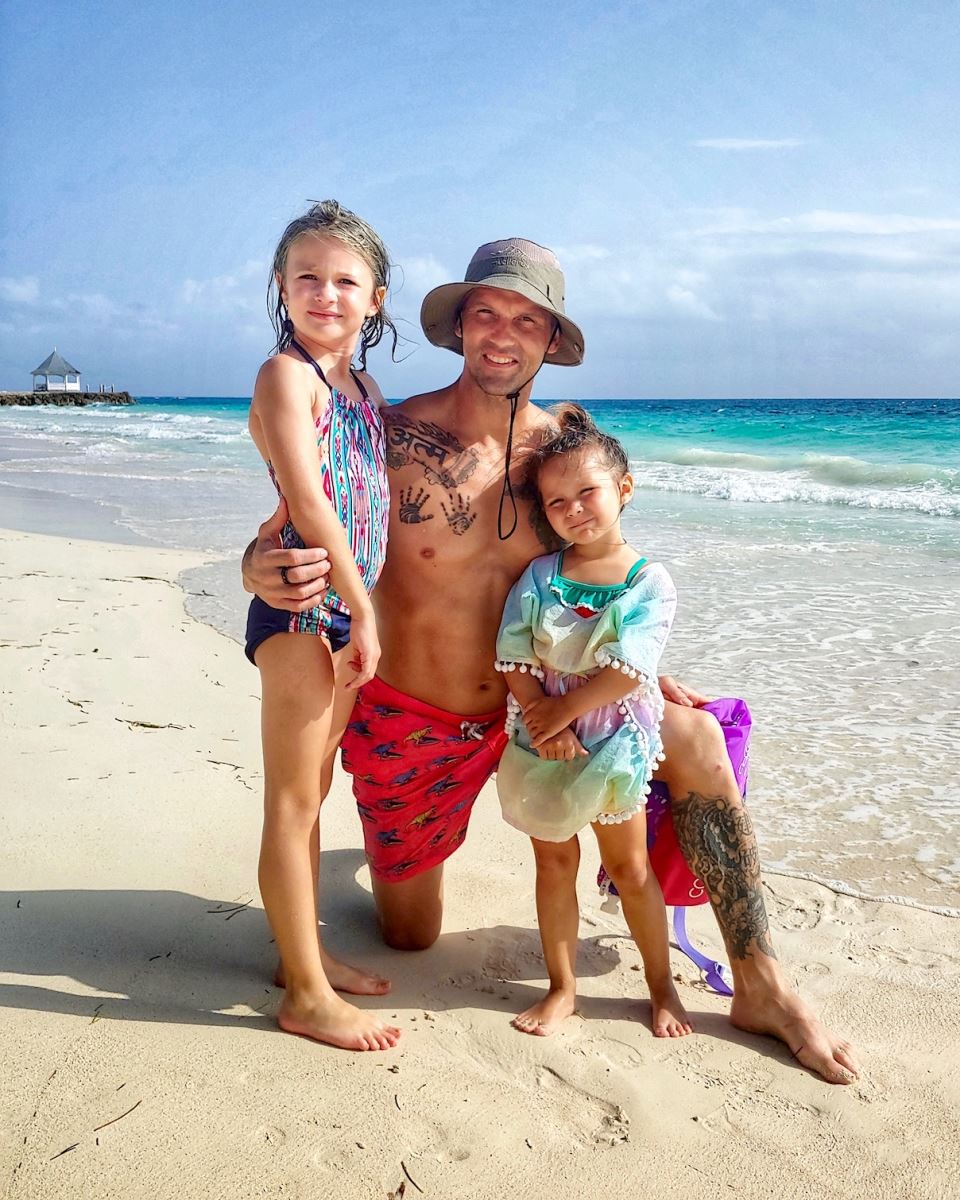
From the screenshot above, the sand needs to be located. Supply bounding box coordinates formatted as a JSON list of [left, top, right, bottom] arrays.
[[1, 528, 958, 1200]]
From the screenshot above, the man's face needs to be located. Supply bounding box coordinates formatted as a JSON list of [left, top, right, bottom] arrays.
[[457, 286, 561, 396]]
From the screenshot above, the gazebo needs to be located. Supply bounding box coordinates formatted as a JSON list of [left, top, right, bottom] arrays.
[[32, 349, 81, 392]]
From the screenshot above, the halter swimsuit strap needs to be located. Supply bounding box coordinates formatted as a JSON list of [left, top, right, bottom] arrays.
[[556, 552, 649, 589], [289, 338, 369, 401]]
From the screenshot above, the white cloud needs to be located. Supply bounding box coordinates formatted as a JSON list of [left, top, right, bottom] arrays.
[[688, 209, 960, 237], [693, 138, 805, 151], [181, 259, 266, 311], [393, 254, 450, 300], [666, 284, 721, 321], [0, 276, 40, 304]]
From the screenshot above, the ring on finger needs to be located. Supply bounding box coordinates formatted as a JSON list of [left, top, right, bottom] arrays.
[[280, 566, 291, 586]]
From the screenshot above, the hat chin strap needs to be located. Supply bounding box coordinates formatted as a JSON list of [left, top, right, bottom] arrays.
[[497, 350, 550, 541]]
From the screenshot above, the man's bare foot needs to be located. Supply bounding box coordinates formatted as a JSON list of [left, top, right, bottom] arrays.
[[731, 987, 859, 1084], [648, 978, 694, 1038], [512, 987, 577, 1037], [278, 992, 401, 1051], [274, 947, 391, 996]]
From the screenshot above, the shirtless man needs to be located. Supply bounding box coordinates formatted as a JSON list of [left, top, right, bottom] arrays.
[[244, 238, 859, 1083]]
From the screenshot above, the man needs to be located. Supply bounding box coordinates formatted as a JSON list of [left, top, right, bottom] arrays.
[[244, 238, 859, 1083]]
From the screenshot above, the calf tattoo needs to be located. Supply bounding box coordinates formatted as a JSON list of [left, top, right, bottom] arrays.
[[671, 793, 777, 961]]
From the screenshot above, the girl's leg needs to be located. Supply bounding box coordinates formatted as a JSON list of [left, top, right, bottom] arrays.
[[275, 646, 389, 995], [257, 633, 400, 1051], [513, 836, 581, 1037], [593, 814, 693, 1038]]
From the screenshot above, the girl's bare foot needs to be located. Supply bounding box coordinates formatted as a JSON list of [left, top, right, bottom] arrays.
[[648, 978, 693, 1038], [512, 987, 577, 1037], [274, 946, 391, 996], [278, 992, 401, 1051]]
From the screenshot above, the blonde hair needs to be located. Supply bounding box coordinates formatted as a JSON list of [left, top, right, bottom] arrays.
[[267, 199, 398, 368]]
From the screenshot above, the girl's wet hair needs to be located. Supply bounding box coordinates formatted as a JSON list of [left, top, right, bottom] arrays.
[[267, 199, 399, 368], [528, 403, 629, 494]]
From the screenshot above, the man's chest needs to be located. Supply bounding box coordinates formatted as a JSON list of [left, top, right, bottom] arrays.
[[383, 415, 547, 567]]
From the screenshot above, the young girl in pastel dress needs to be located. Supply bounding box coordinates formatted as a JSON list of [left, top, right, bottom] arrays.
[[495, 404, 692, 1039], [245, 200, 400, 1051]]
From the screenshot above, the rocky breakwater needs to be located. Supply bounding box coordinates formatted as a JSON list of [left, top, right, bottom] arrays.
[[0, 391, 134, 406]]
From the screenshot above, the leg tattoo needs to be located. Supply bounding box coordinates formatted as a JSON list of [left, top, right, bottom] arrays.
[[672, 793, 777, 961]]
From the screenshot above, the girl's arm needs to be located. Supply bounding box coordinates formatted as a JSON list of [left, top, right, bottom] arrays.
[[521, 668, 638, 748], [503, 667, 548, 710], [524, 566, 677, 747], [253, 357, 378, 681]]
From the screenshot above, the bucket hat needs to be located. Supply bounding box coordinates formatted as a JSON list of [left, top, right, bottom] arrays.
[[420, 238, 585, 366]]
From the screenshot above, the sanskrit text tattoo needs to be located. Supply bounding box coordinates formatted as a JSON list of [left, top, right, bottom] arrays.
[[398, 486, 434, 524], [671, 793, 777, 961], [384, 413, 479, 489], [441, 492, 477, 535]]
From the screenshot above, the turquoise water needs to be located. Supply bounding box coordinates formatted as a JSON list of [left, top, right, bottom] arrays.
[[1, 395, 956, 555]]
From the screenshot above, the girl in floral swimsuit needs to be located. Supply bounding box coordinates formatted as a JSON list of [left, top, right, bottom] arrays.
[[495, 404, 693, 1040], [246, 200, 400, 1052]]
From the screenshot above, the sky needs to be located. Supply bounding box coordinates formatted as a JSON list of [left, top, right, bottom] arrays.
[[2, 0, 959, 399]]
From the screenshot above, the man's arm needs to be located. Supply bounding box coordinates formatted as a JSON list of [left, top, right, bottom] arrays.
[[241, 500, 332, 613]]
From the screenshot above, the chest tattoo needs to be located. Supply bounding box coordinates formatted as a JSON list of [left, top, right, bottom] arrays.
[[440, 491, 477, 535], [398, 486, 434, 524], [385, 415, 479, 489]]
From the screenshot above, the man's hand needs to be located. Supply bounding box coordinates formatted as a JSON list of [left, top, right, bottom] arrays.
[[242, 499, 332, 612], [536, 728, 589, 762], [659, 675, 710, 708], [522, 694, 575, 748]]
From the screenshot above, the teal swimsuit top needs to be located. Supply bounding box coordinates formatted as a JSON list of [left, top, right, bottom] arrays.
[[550, 553, 649, 614]]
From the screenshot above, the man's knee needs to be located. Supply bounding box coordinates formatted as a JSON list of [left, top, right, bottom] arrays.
[[662, 708, 732, 795], [372, 864, 444, 952], [380, 919, 440, 952]]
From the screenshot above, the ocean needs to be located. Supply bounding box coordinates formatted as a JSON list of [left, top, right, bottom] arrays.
[[1, 395, 958, 910]]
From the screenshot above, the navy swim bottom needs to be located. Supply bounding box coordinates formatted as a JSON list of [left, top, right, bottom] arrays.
[[244, 597, 352, 664]]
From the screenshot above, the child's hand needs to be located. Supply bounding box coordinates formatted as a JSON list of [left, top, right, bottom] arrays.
[[346, 612, 380, 689], [522, 695, 574, 747], [536, 729, 589, 762]]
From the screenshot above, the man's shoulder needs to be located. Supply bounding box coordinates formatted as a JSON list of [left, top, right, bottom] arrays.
[[390, 386, 455, 417]]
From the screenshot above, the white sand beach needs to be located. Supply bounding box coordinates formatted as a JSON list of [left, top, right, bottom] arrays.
[[2, 528, 958, 1200]]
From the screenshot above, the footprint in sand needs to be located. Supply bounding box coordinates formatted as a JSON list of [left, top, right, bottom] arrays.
[[535, 1064, 630, 1146], [251, 1123, 287, 1146]]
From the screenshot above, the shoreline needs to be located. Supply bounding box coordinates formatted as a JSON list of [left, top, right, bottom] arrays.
[[1, 526, 958, 1198], [0, 497, 955, 913]]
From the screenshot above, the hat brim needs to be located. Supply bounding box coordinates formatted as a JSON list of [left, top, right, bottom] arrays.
[[420, 278, 585, 366]]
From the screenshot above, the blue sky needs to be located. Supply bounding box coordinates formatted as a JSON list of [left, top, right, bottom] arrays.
[[2, 1, 958, 398]]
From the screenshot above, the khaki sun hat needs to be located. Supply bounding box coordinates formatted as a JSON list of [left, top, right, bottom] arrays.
[[420, 238, 585, 366]]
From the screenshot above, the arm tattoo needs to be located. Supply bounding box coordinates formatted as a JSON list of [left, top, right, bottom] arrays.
[[440, 492, 477, 535], [384, 413, 479, 488], [398, 486, 434, 524], [671, 793, 777, 961]]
